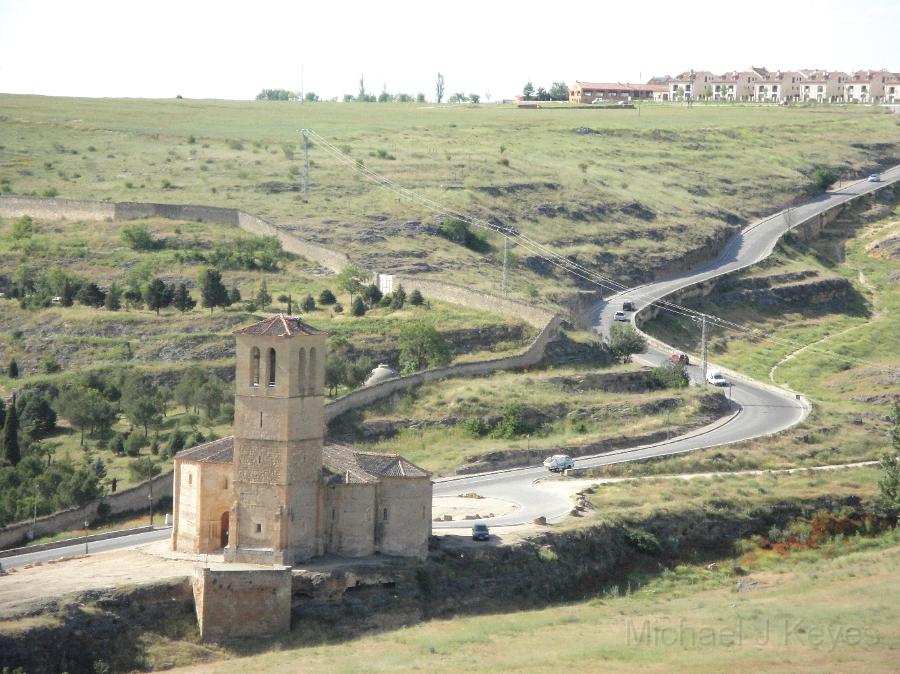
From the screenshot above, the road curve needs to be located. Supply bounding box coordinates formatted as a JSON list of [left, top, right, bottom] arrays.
[[4, 168, 898, 567]]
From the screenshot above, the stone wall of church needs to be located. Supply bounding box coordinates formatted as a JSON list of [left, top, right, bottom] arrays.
[[322, 482, 377, 557], [376, 477, 432, 560], [173, 460, 233, 554]]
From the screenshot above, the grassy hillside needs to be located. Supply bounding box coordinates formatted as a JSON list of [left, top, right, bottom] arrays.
[[340, 367, 720, 474], [1, 95, 897, 297]]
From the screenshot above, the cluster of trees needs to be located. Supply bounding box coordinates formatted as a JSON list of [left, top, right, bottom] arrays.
[[324, 353, 374, 397], [332, 266, 425, 318], [0, 364, 234, 526], [522, 81, 569, 101], [123, 224, 284, 272], [171, 235, 284, 272], [344, 76, 426, 103], [256, 89, 320, 102]]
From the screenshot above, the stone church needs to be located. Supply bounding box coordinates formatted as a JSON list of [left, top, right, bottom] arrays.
[[171, 315, 432, 564]]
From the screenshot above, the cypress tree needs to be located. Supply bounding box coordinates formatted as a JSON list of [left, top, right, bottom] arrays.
[[7, 359, 19, 379], [3, 394, 20, 467]]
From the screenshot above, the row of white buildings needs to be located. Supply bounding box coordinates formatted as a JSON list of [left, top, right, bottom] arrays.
[[664, 67, 900, 103], [568, 67, 900, 105]]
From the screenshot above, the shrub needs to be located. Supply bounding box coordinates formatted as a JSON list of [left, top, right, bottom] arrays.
[[301, 294, 316, 312], [490, 402, 537, 439], [362, 284, 383, 307], [390, 285, 407, 310], [112, 434, 126, 455], [121, 224, 160, 251], [228, 140, 244, 151], [351, 296, 366, 316], [318, 288, 337, 305], [439, 217, 489, 253], [461, 417, 489, 438], [498, 157, 510, 167], [125, 433, 145, 457], [409, 289, 424, 306], [811, 167, 838, 192], [651, 361, 689, 388], [333, 302, 343, 313], [625, 528, 661, 555], [11, 215, 34, 240], [608, 323, 647, 363]]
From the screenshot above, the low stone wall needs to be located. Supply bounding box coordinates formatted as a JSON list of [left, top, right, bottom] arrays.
[[0, 470, 172, 550], [192, 566, 292, 641], [325, 315, 562, 422], [392, 275, 556, 329], [0, 195, 115, 221], [0, 196, 349, 274]]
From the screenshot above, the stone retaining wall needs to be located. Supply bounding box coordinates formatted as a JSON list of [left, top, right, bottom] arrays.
[[0, 470, 172, 550], [325, 315, 561, 422], [0, 196, 350, 273], [192, 566, 292, 641], [392, 275, 556, 329]]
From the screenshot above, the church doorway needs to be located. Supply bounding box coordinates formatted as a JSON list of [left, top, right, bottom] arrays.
[[220, 512, 229, 549]]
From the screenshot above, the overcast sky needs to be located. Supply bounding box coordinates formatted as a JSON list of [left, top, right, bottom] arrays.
[[1, 0, 898, 101]]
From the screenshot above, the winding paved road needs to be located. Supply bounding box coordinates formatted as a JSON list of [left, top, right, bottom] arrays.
[[3, 168, 898, 568]]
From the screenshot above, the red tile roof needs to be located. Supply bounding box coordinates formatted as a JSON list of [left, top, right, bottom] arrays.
[[234, 314, 321, 337]]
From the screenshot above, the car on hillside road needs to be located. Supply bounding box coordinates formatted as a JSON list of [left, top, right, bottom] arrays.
[[868, 174, 881, 182], [543, 454, 575, 472], [622, 301, 636, 312], [472, 523, 491, 541], [614, 311, 628, 322], [670, 353, 690, 365], [706, 369, 728, 387]]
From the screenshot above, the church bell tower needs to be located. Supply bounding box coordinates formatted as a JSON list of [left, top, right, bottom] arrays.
[[224, 315, 325, 565]]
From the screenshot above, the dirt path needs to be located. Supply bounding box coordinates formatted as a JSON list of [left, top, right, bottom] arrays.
[[768, 269, 883, 387]]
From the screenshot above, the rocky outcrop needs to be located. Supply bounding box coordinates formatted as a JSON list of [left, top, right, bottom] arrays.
[[717, 277, 853, 310]]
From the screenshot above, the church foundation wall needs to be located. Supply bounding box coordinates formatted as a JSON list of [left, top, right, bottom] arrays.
[[192, 566, 292, 642]]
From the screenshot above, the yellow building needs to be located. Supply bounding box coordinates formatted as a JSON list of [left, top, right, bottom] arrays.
[[171, 315, 432, 563]]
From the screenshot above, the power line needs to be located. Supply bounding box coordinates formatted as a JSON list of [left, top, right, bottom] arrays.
[[299, 128, 893, 372]]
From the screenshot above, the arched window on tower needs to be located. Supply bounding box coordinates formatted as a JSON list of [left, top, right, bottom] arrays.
[[308, 347, 317, 392], [267, 348, 277, 387], [250, 347, 260, 387], [298, 348, 307, 395]]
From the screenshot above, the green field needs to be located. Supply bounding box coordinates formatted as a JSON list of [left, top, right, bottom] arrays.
[[2, 95, 898, 298]]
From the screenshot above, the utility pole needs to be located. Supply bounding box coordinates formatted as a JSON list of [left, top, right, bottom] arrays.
[[501, 235, 509, 294], [701, 314, 709, 385], [300, 129, 310, 193], [31, 482, 38, 540]]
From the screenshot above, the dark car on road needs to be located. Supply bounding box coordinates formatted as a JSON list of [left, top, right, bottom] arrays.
[[622, 301, 636, 312], [472, 523, 490, 541]]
